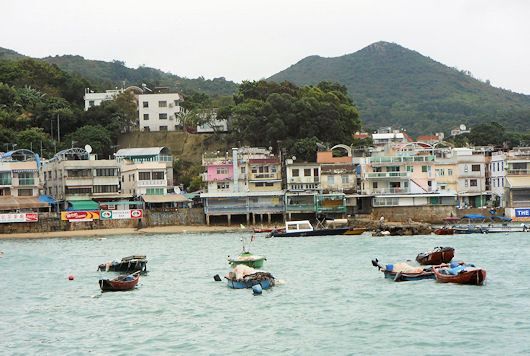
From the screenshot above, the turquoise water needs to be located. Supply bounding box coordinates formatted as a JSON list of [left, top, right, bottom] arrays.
[[1, 231, 530, 355]]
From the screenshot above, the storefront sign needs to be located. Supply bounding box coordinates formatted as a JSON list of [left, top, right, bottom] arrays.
[[100, 209, 143, 220], [61, 211, 100, 221], [0, 213, 38, 223], [515, 208, 530, 218]]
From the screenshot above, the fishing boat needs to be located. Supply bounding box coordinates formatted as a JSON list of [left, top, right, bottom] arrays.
[[371, 258, 437, 282], [99, 272, 140, 291], [227, 236, 266, 269], [267, 220, 353, 237], [433, 263, 486, 285], [416, 246, 455, 265], [434, 227, 454, 235], [98, 255, 148, 273], [453, 215, 489, 234], [224, 265, 275, 289]]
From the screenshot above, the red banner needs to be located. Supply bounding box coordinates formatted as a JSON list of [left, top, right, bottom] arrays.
[[61, 211, 100, 221]]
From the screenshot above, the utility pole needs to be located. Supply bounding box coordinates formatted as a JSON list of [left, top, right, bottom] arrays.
[[57, 114, 60, 143]]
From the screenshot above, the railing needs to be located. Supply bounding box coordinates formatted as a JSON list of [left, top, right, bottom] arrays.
[[138, 179, 166, 186], [0, 178, 12, 185], [285, 203, 316, 211], [506, 169, 530, 175], [370, 156, 435, 163], [204, 206, 250, 213], [365, 172, 409, 178], [250, 173, 280, 180], [316, 206, 346, 213], [372, 188, 409, 194], [18, 178, 35, 185]]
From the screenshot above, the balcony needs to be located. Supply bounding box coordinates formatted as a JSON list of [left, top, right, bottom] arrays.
[[249, 173, 280, 180], [18, 178, 35, 185], [364, 172, 409, 179], [285, 203, 316, 212], [370, 156, 435, 164], [138, 179, 166, 187], [0, 178, 12, 185], [373, 188, 410, 194], [506, 169, 530, 175]]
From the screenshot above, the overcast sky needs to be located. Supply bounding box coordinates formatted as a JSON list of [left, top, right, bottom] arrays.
[[3, 0, 529, 94]]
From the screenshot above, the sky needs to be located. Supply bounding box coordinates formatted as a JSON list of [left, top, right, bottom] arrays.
[[2, 0, 530, 94]]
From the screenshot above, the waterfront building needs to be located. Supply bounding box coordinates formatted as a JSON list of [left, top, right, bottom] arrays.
[[453, 148, 488, 208], [285, 160, 323, 219], [40, 148, 122, 210], [138, 91, 185, 132], [201, 147, 284, 225], [0, 150, 50, 212], [501, 147, 530, 220]]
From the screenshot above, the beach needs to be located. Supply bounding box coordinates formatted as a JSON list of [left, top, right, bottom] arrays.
[[0, 225, 241, 240]]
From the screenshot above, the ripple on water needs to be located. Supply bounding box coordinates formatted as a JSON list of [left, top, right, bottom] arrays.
[[1, 232, 530, 354]]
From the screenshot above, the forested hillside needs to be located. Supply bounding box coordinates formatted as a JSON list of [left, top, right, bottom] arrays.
[[0, 47, 239, 97], [268, 41, 530, 137]]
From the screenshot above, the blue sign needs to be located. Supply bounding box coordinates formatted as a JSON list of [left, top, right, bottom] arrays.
[[515, 208, 530, 217]]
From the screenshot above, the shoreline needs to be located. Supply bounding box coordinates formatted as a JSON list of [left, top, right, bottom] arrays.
[[0, 225, 244, 240]]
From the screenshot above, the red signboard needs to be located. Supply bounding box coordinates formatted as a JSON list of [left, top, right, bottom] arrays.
[[61, 211, 100, 221]]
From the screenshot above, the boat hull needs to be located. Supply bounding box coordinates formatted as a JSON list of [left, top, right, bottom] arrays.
[[434, 268, 486, 285], [99, 274, 139, 291], [416, 247, 455, 265], [383, 270, 435, 281], [226, 278, 273, 289], [434, 228, 454, 235], [269, 227, 350, 237], [343, 228, 367, 235]]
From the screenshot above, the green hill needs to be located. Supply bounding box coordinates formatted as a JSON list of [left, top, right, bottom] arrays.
[[268, 41, 530, 137], [0, 47, 238, 97]]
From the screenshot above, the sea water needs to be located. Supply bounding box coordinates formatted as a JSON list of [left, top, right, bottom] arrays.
[[1, 231, 529, 355]]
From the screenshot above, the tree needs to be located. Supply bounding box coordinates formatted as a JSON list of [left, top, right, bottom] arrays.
[[469, 122, 505, 146], [66, 125, 112, 158]]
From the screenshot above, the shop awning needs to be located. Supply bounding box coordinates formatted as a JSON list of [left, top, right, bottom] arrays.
[[39, 195, 56, 205], [68, 200, 99, 211], [141, 194, 190, 203], [0, 196, 49, 210], [507, 176, 530, 189]]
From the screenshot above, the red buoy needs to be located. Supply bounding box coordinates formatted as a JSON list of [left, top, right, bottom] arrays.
[[68, 275, 74, 280]]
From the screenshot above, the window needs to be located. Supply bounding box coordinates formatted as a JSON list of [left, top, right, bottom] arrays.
[[502, 178, 504, 187], [146, 188, 164, 195], [470, 179, 478, 187], [448, 168, 453, 176], [304, 169, 311, 177], [265, 182, 274, 187], [342, 175, 349, 184], [159, 113, 168, 120], [406, 166, 414, 172], [472, 165, 480, 172], [89, 100, 95, 107], [159, 126, 168, 131], [241, 166, 246, 174], [18, 188, 33, 196], [96, 168, 118, 176], [139, 172, 151, 180], [144, 126, 150, 132], [67, 169, 91, 178], [143, 114, 149, 120], [327, 176, 335, 184], [255, 182, 264, 187], [422, 165, 429, 173], [217, 182, 229, 190], [93, 185, 118, 193], [465, 180, 469, 187], [464, 165, 469, 172], [65, 187, 92, 194], [292, 169, 299, 177], [216, 167, 228, 175], [436, 169, 445, 176], [174, 100, 180, 106], [314, 168, 319, 177], [158, 101, 167, 107], [142, 101, 149, 108], [373, 182, 378, 189], [152, 171, 164, 180]]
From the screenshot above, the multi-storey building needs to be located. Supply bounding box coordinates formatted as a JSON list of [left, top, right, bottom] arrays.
[[201, 147, 284, 225], [502, 147, 530, 220], [453, 148, 488, 208], [41, 148, 121, 210], [83, 88, 123, 111], [0, 150, 49, 212], [138, 92, 185, 132]]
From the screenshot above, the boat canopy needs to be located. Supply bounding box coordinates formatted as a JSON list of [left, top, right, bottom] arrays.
[[462, 214, 486, 220], [491, 215, 512, 221]]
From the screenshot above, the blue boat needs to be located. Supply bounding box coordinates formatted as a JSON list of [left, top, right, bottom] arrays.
[[224, 265, 275, 289], [453, 215, 489, 234], [226, 277, 274, 289]]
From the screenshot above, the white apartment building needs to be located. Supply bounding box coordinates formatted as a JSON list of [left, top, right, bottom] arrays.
[[83, 88, 123, 111], [138, 93, 185, 132], [120, 162, 177, 197], [454, 148, 488, 208]]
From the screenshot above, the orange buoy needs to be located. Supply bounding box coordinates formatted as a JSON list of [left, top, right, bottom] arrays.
[[68, 275, 74, 280]]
